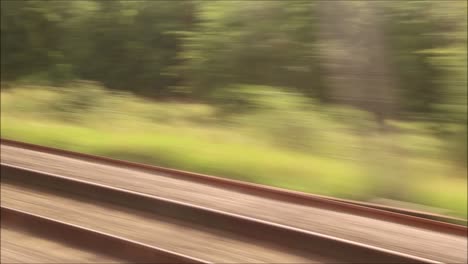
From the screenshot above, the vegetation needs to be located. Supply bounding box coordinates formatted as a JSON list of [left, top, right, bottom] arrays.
[[1, 1, 466, 217], [1, 85, 466, 217], [1, 1, 465, 111]]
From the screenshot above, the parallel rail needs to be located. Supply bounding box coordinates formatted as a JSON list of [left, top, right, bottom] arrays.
[[1, 206, 209, 264], [1, 138, 466, 234], [1, 163, 440, 263]]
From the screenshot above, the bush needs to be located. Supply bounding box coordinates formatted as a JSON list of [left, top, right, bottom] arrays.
[[50, 81, 107, 121], [449, 126, 468, 167], [217, 85, 319, 151]]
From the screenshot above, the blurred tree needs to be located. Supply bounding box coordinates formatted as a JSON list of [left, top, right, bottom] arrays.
[[1, 0, 74, 83], [178, 0, 323, 99], [1, 0, 466, 125], [382, 1, 466, 121], [317, 0, 398, 125], [73, 0, 193, 96], [1, 0, 192, 95], [381, 0, 467, 164]]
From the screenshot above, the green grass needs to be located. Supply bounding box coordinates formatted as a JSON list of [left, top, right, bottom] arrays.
[[1, 84, 466, 218]]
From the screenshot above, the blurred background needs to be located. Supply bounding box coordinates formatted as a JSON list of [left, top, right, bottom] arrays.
[[1, 1, 466, 218]]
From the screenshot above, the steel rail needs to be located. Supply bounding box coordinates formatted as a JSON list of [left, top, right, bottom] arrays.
[[1, 138, 466, 235], [1, 205, 210, 264], [325, 198, 467, 225], [1, 163, 441, 263]]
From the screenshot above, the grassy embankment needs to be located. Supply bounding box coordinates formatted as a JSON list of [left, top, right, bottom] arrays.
[[1, 83, 466, 218]]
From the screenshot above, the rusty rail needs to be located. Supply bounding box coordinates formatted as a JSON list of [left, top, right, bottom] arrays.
[[1, 163, 441, 263], [1, 205, 209, 264], [1, 138, 466, 235]]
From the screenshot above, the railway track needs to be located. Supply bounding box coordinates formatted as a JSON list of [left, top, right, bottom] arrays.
[[1, 138, 465, 229], [1, 163, 435, 263], [1, 138, 467, 263], [1, 206, 206, 264]]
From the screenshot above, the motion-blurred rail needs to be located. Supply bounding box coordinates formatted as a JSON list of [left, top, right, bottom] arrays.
[[1, 206, 208, 264], [1, 163, 440, 263], [1, 138, 466, 231], [1, 139, 467, 263]]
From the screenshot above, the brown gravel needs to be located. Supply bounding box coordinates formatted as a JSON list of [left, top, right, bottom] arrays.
[[1, 227, 122, 263], [1, 144, 467, 263]]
